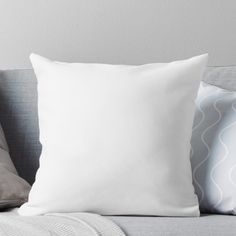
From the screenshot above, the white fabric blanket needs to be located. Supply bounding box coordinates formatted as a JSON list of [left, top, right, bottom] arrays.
[[0, 210, 125, 236]]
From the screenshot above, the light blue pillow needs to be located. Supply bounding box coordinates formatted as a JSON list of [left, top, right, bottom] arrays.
[[191, 82, 236, 214]]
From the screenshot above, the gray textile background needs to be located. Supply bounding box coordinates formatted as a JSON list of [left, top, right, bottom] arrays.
[[0, 1, 236, 68], [0, 66, 235, 184], [0, 69, 39, 184], [110, 214, 236, 236]]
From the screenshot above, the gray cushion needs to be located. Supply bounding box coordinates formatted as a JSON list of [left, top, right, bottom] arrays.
[[204, 66, 236, 91], [0, 70, 40, 184], [109, 214, 236, 236], [0, 66, 235, 184]]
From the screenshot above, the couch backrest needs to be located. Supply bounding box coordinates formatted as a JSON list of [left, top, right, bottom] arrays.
[[0, 67, 236, 184]]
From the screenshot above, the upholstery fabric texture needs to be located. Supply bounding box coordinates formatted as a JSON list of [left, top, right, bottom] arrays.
[[110, 214, 236, 236], [0, 69, 39, 184], [191, 82, 236, 214], [19, 54, 208, 216]]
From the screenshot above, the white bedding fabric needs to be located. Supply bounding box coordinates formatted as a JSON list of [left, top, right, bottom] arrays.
[[0, 209, 125, 236]]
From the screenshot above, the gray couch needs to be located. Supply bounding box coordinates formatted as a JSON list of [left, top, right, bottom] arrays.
[[0, 67, 236, 236]]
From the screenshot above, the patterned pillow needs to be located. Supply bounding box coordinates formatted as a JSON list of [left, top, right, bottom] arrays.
[[191, 82, 236, 214]]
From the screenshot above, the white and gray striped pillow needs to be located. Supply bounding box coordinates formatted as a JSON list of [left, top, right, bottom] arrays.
[[191, 82, 236, 214]]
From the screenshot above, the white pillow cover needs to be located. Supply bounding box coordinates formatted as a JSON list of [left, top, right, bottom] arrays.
[[19, 54, 208, 216]]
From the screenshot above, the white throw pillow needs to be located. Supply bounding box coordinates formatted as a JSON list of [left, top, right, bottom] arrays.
[[19, 54, 208, 216]]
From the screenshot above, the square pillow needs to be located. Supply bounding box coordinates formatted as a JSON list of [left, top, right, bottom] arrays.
[[0, 125, 31, 209], [191, 82, 236, 214], [19, 54, 208, 216]]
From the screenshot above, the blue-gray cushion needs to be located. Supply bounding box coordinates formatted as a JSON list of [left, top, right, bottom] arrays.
[[191, 82, 236, 214]]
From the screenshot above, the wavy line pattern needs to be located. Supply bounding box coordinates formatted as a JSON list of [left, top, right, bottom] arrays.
[[210, 101, 236, 209], [228, 102, 236, 189], [191, 82, 236, 214], [192, 96, 223, 204], [190, 84, 211, 160]]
